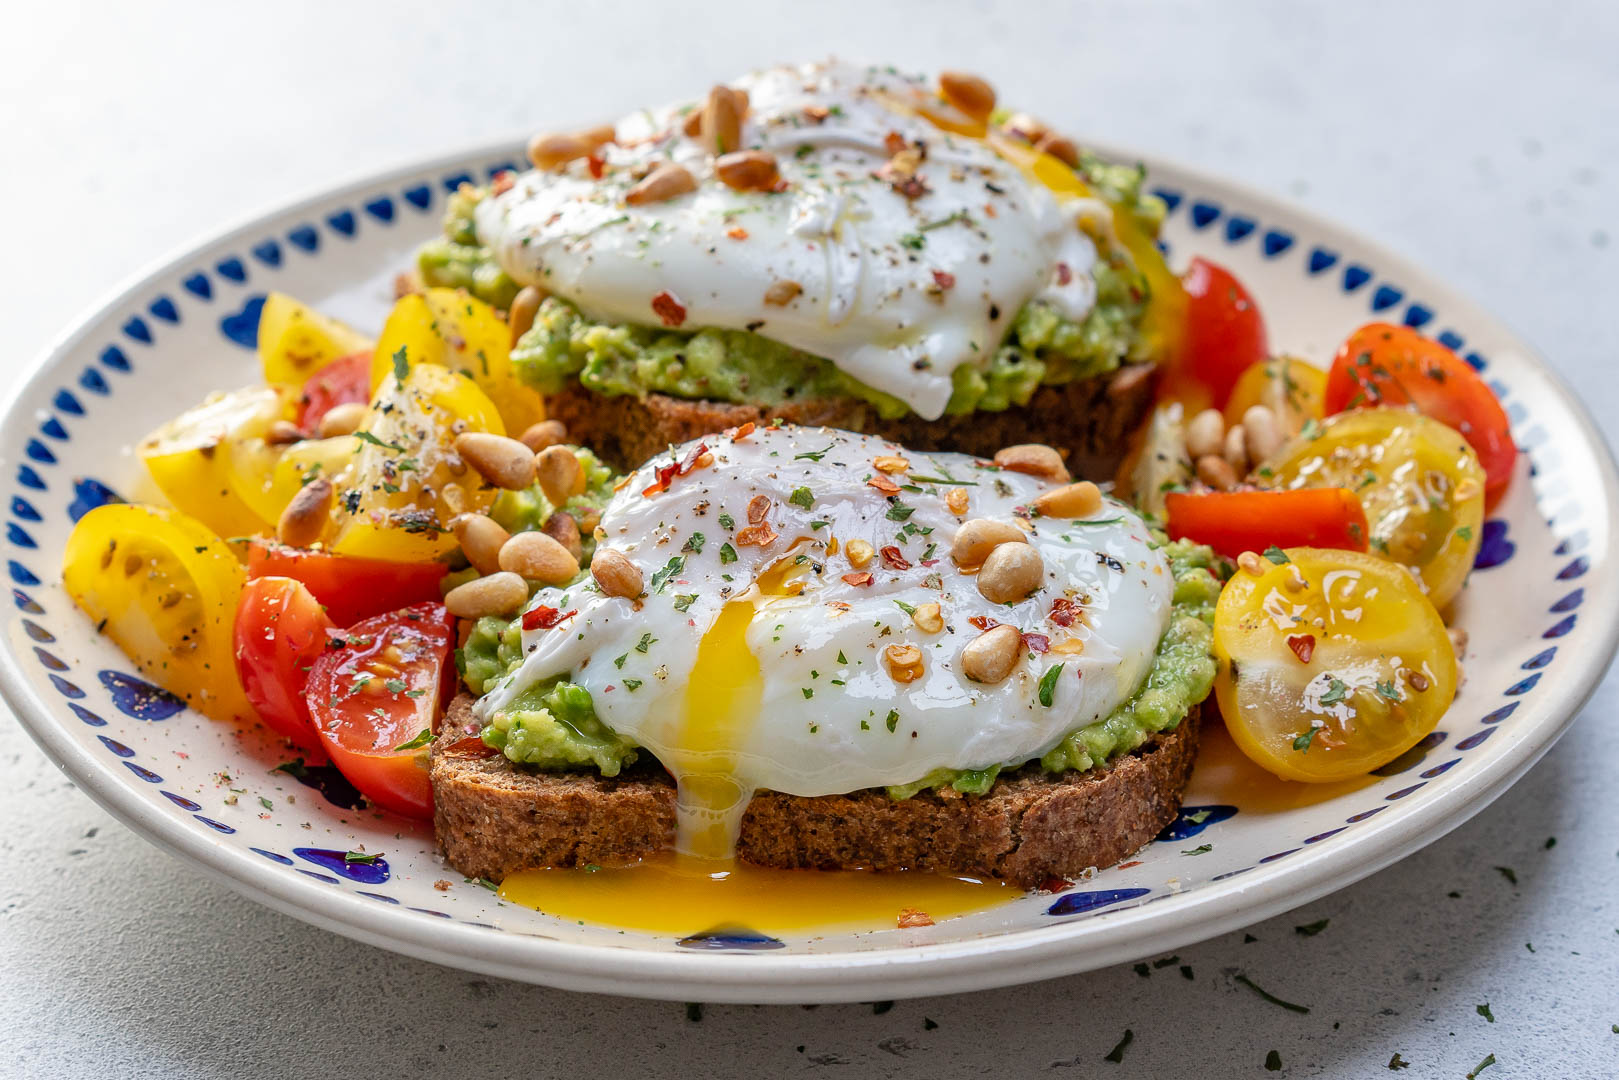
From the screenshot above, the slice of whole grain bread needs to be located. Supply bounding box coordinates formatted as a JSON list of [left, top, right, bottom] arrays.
[[542, 364, 1156, 475], [431, 695, 1199, 889]]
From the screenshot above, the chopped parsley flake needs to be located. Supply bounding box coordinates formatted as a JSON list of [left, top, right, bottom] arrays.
[[394, 729, 432, 751], [1293, 727, 1321, 752], [682, 532, 706, 554], [635, 632, 657, 653], [391, 345, 410, 382], [719, 543, 738, 564], [789, 486, 814, 509], [719, 512, 735, 529], [1320, 677, 1349, 706], [649, 556, 685, 593], [673, 594, 697, 612], [885, 709, 899, 733], [1263, 545, 1290, 565], [1037, 663, 1064, 707]]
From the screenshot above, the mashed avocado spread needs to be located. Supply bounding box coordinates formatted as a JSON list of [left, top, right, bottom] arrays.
[[419, 153, 1163, 418], [460, 535, 1220, 796]]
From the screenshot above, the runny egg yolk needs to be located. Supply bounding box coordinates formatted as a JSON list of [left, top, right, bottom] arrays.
[[498, 853, 1016, 936], [670, 544, 816, 860]]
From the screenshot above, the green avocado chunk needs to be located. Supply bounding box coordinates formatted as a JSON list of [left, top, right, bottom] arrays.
[[418, 152, 1161, 417]]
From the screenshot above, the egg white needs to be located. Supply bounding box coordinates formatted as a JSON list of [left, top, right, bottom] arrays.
[[476, 425, 1173, 854], [474, 60, 1101, 420]]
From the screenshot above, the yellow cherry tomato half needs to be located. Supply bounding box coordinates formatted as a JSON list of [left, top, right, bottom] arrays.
[[1213, 547, 1457, 782], [1261, 408, 1485, 610], [139, 385, 288, 540], [258, 292, 375, 387], [229, 433, 359, 527], [62, 504, 253, 723], [372, 288, 546, 435], [1223, 355, 1326, 435], [328, 363, 504, 562]]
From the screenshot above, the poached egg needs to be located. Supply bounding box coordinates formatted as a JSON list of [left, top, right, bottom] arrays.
[[476, 425, 1172, 859], [474, 60, 1107, 420]]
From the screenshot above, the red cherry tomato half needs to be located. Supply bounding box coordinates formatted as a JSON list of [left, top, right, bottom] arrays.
[[304, 602, 454, 819], [1324, 323, 1516, 506], [245, 540, 447, 628], [233, 576, 339, 748], [294, 351, 372, 433], [1164, 488, 1370, 559], [1176, 256, 1270, 409]]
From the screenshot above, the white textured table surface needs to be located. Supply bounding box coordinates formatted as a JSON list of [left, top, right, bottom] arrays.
[[3, 2, 1616, 1076]]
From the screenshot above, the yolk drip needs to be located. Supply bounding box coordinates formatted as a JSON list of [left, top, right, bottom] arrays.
[[498, 852, 1018, 936], [668, 599, 763, 859]]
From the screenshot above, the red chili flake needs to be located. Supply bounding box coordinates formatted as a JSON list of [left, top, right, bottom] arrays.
[[896, 908, 934, 929], [1115, 860, 1142, 870], [1022, 633, 1050, 654], [726, 227, 749, 240], [983, 202, 997, 218], [444, 735, 500, 758], [522, 606, 577, 631], [867, 475, 901, 495], [1286, 634, 1317, 663], [883, 131, 907, 155], [727, 421, 756, 441], [642, 459, 681, 497], [1049, 597, 1079, 627], [931, 269, 956, 290], [1039, 875, 1073, 894], [841, 572, 874, 587], [490, 170, 515, 196], [651, 290, 687, 327], [735, 523, 778, 548], [880, 546, 910, 570], [680, 440, 709, 474], [968, 615, 999, 631], [586, 154, 605, 180], [1055, 262, 1073, 286]]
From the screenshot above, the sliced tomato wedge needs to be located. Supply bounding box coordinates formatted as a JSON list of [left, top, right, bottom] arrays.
[[1164, 488, 1369, 559], [304, 603, 454, 819], [294, 351, 372, 433], [234, 576, 339, 748], [245, 540, 447, 627], [1323, 323, 1516, 506], [1172, 256, 1270, 410]]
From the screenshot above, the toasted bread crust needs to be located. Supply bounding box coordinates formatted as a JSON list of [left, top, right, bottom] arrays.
[[432, 695, 1200, 889], [543, 364, 1156, 475]]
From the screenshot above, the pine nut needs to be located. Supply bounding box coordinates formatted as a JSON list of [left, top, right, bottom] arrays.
[[591, 548, 643, 598], [1185, 409, 1226, 459], [508, 285, 546, 347], [873, 455, 909, 474], [455, 432, 537, 491], [846, 539, 875, 568], [498, 531, 579, 585], [626, 163, 696, 206], [912, 602, 944, 634], [1242, 405, 1284, 464], [961, 624, 1022, 684], [578, 124, 617, 149], [993, 444, 1070, 482], [452, 513, 509, 576], [444, 571, 528, 619], [702, 85, 743, 154], [541, 510, 583, 562], [535, 445, 586, 505], [1035, 133, 1079, 167], [1223, 424, 1249, 473], [1236, 551, 1266, 577], [1196, 454, 1238, 491], [1033, 481, 1102, 519], [519, 419, 569, 452], [266, 420, 305, 446], [763, 280, 802, 306], [951, 518, 1026, 569], [938, 70, 996, 120], [945, 487, 969, 516], [977, 543, 1044, 604], [715, 150, 779, 191], [317, 402, 367, 439], [528, 132, 594, 171], [884, 643, 924, 683], [277, 478, 333, 548]]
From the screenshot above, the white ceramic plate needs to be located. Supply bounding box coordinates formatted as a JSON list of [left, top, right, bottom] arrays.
[[6, 139, 1616, 1003]]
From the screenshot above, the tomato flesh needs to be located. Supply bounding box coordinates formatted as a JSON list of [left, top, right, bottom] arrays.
[[1213, 547, 1456, 782], [304, 603, 453, 819], [233, 577, 339, 748], [1170, 256, 1270, 410], [294, 351, 371, 433], [246, 541, 446, 628], [1324, 323, 1516, 506], [1165, 489, 1369, 558]]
